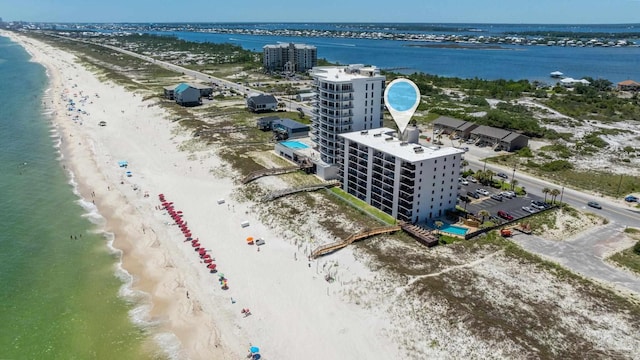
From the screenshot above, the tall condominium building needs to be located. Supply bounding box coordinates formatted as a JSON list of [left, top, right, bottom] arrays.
[[310, 64, 386, 166], [338, 127, 464, 223], [263, 43, 317, 72]]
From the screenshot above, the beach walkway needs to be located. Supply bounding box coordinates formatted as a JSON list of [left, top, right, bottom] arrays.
[[262, 181, 340, 201], [398, 221, 439, 247], [311, 225, 402, 258], [242, 165, 309, 184]]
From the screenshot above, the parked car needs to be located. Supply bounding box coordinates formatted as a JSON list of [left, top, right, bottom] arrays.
[[587, 201, 602, 209], [500, 191, 514, 199], [625, 195, 638, 202], [466, 138, 476, 144], [476, 188, 490, 196], [531, 200, 547, 210], [461, 179, 469, 185], [467, 191, 480, 199], [497, 210, 514, 221], [490, 194, 503, 201], [459, 195, 471, 203], [469, 177, 477, 183], [497, 172, 508, 179], [521, 206, 536, 213]]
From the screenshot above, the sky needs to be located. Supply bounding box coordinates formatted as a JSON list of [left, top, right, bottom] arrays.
[[1, 0, 640, 24]]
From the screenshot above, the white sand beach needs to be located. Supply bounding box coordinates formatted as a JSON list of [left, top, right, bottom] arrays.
[[3, 32, 402, 359]]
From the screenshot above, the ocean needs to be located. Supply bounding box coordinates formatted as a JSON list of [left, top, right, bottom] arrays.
[[0, 36, 152, 359]]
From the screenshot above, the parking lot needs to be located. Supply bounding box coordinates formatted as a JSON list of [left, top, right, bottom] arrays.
[[457, 179, 548, 224]]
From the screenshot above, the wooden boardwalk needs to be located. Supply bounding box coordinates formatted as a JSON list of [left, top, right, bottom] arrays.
[[242, 166, 303, 184], [311, 225, 402, 259], [398, 221, 439, 247], [262, 181, 339, 201]]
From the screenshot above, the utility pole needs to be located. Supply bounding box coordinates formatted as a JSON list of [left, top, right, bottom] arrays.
[[616, 174, 623, 197]]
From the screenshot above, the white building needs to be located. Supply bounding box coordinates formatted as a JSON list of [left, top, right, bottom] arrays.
[[310, 64, 386, 167], [263, 43, 317, 73], [338, 127, 464, 223]]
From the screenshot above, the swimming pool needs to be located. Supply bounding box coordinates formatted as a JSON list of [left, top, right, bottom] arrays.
[[280, 140, 309, 149], [439, 224, 469, 236]]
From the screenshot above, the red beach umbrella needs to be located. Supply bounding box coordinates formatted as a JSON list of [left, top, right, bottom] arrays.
[[203, 254, 211, 259], [207, 263, 217, 270], [204, 258, 212, 264], [192, 242, 200, 248]]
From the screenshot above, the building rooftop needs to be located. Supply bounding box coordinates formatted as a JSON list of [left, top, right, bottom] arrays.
[[311, 64, 383, 82], [248, 94, 277, 105], [471, 125, 512, 140], [340, 127, 464, 162], [273, 118, 310, 130], [433, 116, 467, 129], [264, 42, 316, 50]]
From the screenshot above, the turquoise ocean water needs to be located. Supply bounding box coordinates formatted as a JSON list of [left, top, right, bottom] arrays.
[[0, 36, 152, 359]]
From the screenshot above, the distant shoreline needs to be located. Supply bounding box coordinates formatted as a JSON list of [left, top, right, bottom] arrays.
[[404, 43, 517, 51]]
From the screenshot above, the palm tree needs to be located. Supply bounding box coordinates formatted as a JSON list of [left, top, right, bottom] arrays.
[[434, 221, 444, 236], [461, 160, 469, 172], [511, 179, 519, 191], [542, 187, 551, 202], [550, 188, 561, 204], [478, 210, 490, 224], [484, 170, 494, 185]]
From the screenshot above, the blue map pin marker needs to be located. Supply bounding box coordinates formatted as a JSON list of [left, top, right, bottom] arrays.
[[384, 78, 420, 135]]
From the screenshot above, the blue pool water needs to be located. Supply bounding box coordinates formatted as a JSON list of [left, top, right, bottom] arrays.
[[281, 140, 309, 149], [440, 225, 469, 236]]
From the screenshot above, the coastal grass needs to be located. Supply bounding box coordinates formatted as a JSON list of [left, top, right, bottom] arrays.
[[486, 154, 640, 198], [608, 229, 640, 275], [326, 187, 397, 225]]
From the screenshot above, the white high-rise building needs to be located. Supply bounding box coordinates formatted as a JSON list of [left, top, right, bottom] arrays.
[[338, 127, 464, 223], [310, 64, 386, 166], [263, 43, 317, 73]]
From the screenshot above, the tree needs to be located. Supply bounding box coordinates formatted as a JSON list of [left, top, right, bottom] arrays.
[[511, 179, 519, 191], [478, 210, 490, 224], [484, 170, 495, 185], [542, 187, 551, 202], [550, 188, 561, 203], [461, 160, 469, 172], [434, 221, 444, 236]]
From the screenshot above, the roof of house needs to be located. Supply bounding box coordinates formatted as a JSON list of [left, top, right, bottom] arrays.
[[471, 125, 511, 140], [457, 122, 479, 132], [618, 80, 640, 86], [502, 132, 528, 143], [163, 85, 177, 91], [248, 94, 278, 105], [273, 118, 310, 131], [175, 83, 193, 94], [433, 116, 466, 129]]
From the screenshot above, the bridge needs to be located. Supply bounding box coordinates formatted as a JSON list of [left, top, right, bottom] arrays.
[[310, 225, 402, 259]]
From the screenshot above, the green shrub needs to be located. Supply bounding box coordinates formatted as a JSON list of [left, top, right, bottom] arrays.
[[634, 241, 640, 255], [540, 160, 574, 172]]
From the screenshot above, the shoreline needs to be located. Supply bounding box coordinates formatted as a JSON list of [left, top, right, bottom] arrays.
[[3, 31, 401, 359]]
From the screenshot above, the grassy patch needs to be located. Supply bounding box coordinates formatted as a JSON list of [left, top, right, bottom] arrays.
[[327, 187, 397, 225], [609, 247, 640, 275]]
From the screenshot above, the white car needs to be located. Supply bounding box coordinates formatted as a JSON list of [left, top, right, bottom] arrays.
[[521, 206, 536, 213], [461, 179, 469, 185], [469, 177, 478, 183], [476, 188, 490, 196]]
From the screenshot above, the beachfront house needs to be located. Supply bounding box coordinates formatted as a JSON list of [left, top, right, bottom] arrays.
[[257, 116, 309, 139], [338, 127, 464, 223], [164, 82, 213, 101], [247, 94, 278, 113], [617, 80, 640, 92], [174, 83, 201, 107]]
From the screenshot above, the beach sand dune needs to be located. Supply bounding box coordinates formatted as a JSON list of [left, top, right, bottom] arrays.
[[4, 31, 401, 359]]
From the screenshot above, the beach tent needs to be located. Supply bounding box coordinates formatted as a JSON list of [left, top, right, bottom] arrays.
[[250, 346, 260, 354]]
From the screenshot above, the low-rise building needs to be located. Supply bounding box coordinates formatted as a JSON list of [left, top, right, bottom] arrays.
[[617, 80, 640, 92], [433, 116, 478, 139], [247, 94, 278, 113], [174, 83, 201, 106], [257, 116, 309, 139], [470, 125, 528, 151], [164, 82, 213, 100], [338, 127, 464, 223]]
